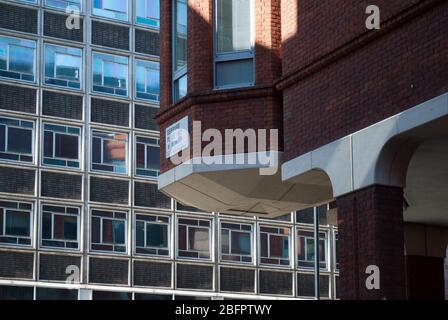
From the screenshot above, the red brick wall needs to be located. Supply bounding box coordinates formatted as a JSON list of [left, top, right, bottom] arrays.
[[157, 0, 283, 173], [337, 185, 406, 300], [282, 0, 448, 161]]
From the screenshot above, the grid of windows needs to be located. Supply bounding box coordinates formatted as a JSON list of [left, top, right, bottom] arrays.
[[0, 1, 338, 300]]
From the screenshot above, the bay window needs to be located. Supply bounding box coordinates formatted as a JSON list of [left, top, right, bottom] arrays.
[[214, 0, 254, 88], [172, 0, 187, 101]]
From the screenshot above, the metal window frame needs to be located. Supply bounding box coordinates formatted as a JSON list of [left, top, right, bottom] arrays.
[[90, 129, 129, 175], [213, 0, 255, 90], [258, 224, 291, 267], [176, 215, 214, 262], [219, 220, 254, 265], [296, 228, 329, 271], [39, 203, 81, 250], [134, 58, 160, 103], [0, 116, 36, 164], [43, 42, 83, 90], [89, 208, 129, 254], [41, 121, 82, 169], [91, 0, 129, 22], [134, 0, 160, 29], [171, 0, 187, 102], [134, 133, 160, 178], [0, 200, 34, 248], [91, 51, 129, 98], [134, 212, 170, 256], [0, 35, 37, 84]]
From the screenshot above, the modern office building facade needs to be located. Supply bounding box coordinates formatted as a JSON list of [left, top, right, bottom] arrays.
[[156, 0, 448, 300], [0, 0, 339, 300]]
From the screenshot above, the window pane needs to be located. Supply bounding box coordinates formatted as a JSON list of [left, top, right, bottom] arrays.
[[147, 223, 168, 248], [174, 0, 187, 71], [42, 212, 52, 239], [231, 231, 251, 255], [269, 235, 288, 258], [92, 137, 102, 163], [112, 220, 125, 244], [93, 0, 128, 21], [146, 145, 160, 171], [136, 0, 160, 28], [189, 228, 209, 252], [55, 134, 78, 159], [217, 0, 252, 53], [0, 125, 5, 152], [136, 221, 145, 247], [221, 229, 229, 254], [216, 59, 253, 87], [174, 74, 187, 101], [54, 215, 77, 240], [103, 139, 126, 165], [9, 45, 34, 75], [5, 210, 30, 237], [8, 128, 32, 154]]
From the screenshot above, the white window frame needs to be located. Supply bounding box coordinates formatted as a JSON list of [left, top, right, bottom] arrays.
[[90, 209, 128, 254], [134, 135, 160, 178], [40, 204, 81, 251], [92, 0, 129, 22], [0, 117, 35, 164], [176, 217, 213, 261], [296, 228, 329, 271], [92, 52, 129, 97], [135, 0, 160, 29], [134, 213, 170, 257], [44, 0, 82, 12], [219, 221, 254, 264], [42, 122, 82, 170], [259, 225, 291, 267], [134, 59, 160, 103], [0, 36, 36, 83], [213, 0, 255, 89], [0, 200, 34, 248], [90, 130, 129, 175]]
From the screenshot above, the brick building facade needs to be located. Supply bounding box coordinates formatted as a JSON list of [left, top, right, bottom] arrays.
[[157, 0, 448, 299]]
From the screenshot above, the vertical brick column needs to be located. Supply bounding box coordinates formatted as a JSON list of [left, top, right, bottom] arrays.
[[254, 0, 282, 85], [336, 185, 406, 300], [160, 0, 172, 109], [187, 0, 213, 94]]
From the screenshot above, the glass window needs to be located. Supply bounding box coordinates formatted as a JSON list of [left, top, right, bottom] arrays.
[[297, 229, 328, 269], [178, 218, 211, 260], [135, 136, 159, 177], [136, 0, 160, 28], [92, 52, 128, 97], [216, 0, 252, 53], [0, 201, 33, 247], [14, 0, 37, 4], [135, 214, 169, 256], [135, 59, 160, 102], [92, 291, 132, 300], [172, 0, 187, 102], [0, 117, 34, 163], [0, 36, 36, 82], [43, 123, 81, 168], [44, 44, 82, 90], [334, 231, 339, 270], [296, 205, 328, 225], [214, 0, 253, 88], [45, 0, 82, 11], [92, 0, 128, 21], [41, 205, 80, 250], [0, 285, 34, 300], [221, 222, 252, 263], [36, 288, 78, 300], [91, 130, 128, 174], [259, 226, 290, 266], [91, 209, 127, 253]]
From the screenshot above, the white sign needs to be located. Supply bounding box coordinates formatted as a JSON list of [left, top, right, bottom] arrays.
[[166, 116, 189, 158]]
